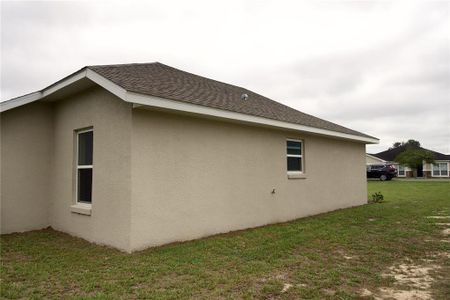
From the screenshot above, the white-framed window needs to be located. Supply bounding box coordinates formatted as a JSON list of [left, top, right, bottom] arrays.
[[397, 165, 406, 177], [432, 162, 449, 177], [76, 128, 93, 204], [287, 139, 303, 173]]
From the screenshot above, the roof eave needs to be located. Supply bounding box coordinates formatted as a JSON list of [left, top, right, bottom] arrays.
[[1, 67, 379, 144], [129, 91, 379, 144]]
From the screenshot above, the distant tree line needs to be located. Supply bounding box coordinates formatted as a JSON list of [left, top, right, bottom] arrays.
[[389, 139, 421, 149]]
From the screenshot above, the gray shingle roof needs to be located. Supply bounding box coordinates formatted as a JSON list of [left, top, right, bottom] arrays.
[[88, 62, 374, 139]]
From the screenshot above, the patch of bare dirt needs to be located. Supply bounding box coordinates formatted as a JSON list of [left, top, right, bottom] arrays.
[[377, 288, 431, 300], [383, 263, 438, 290], [433, 252, 450, 259], [441, 228, 450, 236], [360, 288, 373, 297], [360, 258, 442, 300], [281, 283, 292, 293], [259, 272, 288, 283], [335, 249, 358, 260], [322, 288, 336, 296]]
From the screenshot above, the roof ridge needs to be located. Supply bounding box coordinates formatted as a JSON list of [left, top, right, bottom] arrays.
[[94, 62, 276, 100], [153, 63, 259, 94], [87, 62, 160, 68], [89, 62, 252, 93]]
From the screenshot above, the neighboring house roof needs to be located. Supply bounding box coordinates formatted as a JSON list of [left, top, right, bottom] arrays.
[[0, 62, 378, 143], [366, 153, 387, 163], [372, 145, 450, 161]]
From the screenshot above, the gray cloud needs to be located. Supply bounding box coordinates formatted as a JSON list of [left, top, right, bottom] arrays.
[[1, 0, 449, 154]]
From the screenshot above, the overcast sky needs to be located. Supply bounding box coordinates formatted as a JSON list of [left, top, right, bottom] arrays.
[[1, 0, 449, 153]]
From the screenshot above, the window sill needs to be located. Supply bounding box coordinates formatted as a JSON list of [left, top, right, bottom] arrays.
[[287, 172, 307, 179], [70, 203, 92, 216]]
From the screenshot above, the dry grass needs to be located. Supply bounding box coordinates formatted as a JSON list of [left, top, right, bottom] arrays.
[[1, 181, 449, 299]]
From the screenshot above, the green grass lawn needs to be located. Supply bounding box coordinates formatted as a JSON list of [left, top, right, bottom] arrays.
[[1, 181, 449, 299]]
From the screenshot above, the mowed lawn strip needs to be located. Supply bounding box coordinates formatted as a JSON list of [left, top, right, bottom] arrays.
[[1, 181, 449, 299]]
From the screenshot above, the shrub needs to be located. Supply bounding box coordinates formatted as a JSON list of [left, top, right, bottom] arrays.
[[369, 192, 384, 204]]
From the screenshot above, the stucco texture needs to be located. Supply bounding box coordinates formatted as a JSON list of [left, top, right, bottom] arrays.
[[130, 109, 367, 251], [1, 88, 368, 252], [1, 102, 53, 233], [50, 88, 133, 251], [1, 87, 133, 251]]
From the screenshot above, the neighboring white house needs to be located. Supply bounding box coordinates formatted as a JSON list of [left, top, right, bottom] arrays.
[[365, 154, 408, 177], [366, 145, 450, 178], [1, 62, 379, 252]]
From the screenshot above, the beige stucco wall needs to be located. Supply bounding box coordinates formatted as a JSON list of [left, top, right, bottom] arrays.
[[130, 109, 367, 251], [50, 87, 133, 251], [1, 102, 53, 233], [2, 88, 369, 252]]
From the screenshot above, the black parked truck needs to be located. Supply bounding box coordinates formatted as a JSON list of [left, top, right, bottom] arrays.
[[367, 164, 398, 181]]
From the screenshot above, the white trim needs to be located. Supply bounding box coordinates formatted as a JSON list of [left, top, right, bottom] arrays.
[[70, 203, 92, 216], [130, 93, 379, 144], [85, 69, 128, 100], [45, 70, 87, 96], [0, 92, 41, 112], [77, 127, 94, 134], [431, 162, 449, 177], [396, 164, 406, 177], [286, 139, 304, 173], [77, 165, 93, 169], [76, 128, 93, 204], [1, 68, 379, 144], [287, 171, 307, 179]]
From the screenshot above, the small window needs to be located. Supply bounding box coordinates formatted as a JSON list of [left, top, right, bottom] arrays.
[[287, 139, 303, 172], [76, 129, 93, 203], [398, 165, 406, 177]]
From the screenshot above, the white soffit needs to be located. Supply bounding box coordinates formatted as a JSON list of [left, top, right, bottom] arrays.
[[0, 69, 379, 144]]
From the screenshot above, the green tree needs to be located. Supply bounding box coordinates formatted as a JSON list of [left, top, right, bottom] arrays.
[[390, 139, 421, 150], [391, 141, 403, 149], [405, 139, 421, 148], [394, 149, 435, 175]]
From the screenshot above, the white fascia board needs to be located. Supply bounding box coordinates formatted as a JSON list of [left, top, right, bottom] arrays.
[[128, 92, 379, 144], [86, 69, 127, 100], [0, 68, 127, 112], [0, 92, 42, 112], [0, 69, 88, 112], [42, 69, 87, 97]]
